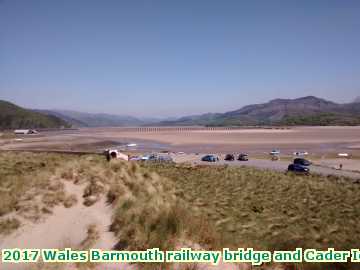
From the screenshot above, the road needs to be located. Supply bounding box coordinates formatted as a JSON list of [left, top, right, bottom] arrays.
[[224, 159, 360, 179], [172, 154, 360, 180], [2, 146, 359, 180]]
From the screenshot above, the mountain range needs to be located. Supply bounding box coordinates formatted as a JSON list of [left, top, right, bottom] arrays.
[[157, 96, 360, 126], [35, 110, 178, 127], [1, 96, 360, 129], [35, 110, 147, 127]]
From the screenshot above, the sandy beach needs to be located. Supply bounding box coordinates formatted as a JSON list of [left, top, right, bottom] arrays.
[[2, 126, 360, 156]]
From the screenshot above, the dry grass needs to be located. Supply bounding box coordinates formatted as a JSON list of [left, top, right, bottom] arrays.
[[0, 152, 80, 233], [142, 163, 360, 270], [42, 190, 67, 207], [0, 152, 106, 234], [0, 218, 20, 234], [2, 151, 360, 270], [0, 132, 16, 140], [80, 224, 100, 249], [83, 179, 105, 206], [107, 162, 194, 250], [102, 161, 220, 270], [0, 152, 76, 214], [63, 194, 78, 208]]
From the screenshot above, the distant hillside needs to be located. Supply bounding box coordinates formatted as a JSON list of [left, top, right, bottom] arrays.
[[41, 110, 145, 127], [158, 96, 360, 126], [157, 113, 222, 126], [0, 100, 70, 130], [34, 110, 88, 127]]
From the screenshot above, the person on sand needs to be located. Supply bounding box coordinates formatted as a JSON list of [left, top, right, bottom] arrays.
[[339, 163, 343, 170]]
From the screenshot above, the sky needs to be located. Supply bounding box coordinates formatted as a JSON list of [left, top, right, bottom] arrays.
[[1, 0, 360, 117]]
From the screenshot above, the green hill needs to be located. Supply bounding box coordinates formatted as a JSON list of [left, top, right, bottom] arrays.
[[0, 100, 70, 130], [279, 112, 360, 126]]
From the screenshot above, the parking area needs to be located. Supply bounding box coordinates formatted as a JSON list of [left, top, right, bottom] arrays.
[[170, 153, 360, 179]]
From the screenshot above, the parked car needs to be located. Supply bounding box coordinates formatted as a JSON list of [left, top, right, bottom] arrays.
[[141, 154, 157, 161], [293, 158, 311, 166], [224, 154, 235, 161], [237, 153, 249, 161], [338, 153, 350, 158], [126, 143, 137, 147], [156, 155, 174, 163], [141, 153, 174, 163], [201, 155, 219, 162], [270, 149, 280, 155], [288, 164, 310, 174], [293, 151, 308, 156]]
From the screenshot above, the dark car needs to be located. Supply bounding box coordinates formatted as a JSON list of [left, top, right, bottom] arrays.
[[224, 154, 235, 161], [288, 164, 310, 174], [293, 158, 311, 166], [237, 153, 249, 161], [201, 155, 219, 162], [156, 155, 174, 163]]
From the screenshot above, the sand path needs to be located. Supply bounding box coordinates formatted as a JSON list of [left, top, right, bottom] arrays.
[[0, 181, 134, 270]]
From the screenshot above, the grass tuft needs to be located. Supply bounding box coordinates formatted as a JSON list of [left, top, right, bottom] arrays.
[[0, 218, 20, 234]]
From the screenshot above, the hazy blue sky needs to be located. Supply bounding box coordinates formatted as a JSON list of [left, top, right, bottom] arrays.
[[1, 0, 359, 117]]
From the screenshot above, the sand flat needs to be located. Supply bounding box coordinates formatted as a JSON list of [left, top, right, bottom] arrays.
[[1, 126, 360, 155]]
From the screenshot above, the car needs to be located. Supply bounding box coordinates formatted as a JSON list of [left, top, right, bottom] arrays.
[[288, 164, 310, 174], [156, 155, 174, 163], [270, 149, 280, 155], [140, 155, 150, 161], [141, 154, 174, 163], [293, 158, 311, 166], [201, 155, 219, 162], [224, 154, 235, 161], [237, 153, 249, 161], [141, 154, 157, 161], [126, 143, 137, 147], [293, 151, 308, 156]]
